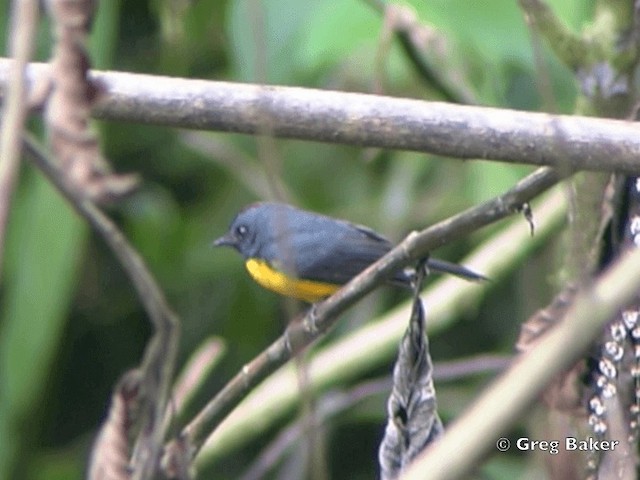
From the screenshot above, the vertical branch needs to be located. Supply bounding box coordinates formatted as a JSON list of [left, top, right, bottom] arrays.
[[0, 0, 39, 280]]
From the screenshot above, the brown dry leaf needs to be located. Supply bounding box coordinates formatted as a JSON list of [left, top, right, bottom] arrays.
[[45, 0, 138, 202]]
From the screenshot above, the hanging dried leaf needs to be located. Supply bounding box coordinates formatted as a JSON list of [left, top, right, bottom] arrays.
[[378, 261, 443, 480], [45, 0, 138, 202], [88, 371, 142, 480]]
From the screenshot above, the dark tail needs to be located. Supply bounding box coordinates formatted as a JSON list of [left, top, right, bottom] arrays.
[[391, 258, 487, 287], [425, 258, 487, 282]]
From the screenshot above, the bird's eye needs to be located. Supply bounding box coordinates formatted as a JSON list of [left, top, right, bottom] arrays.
[[235, 224, 248, 238]]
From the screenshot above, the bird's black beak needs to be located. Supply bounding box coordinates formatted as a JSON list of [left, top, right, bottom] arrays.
[[212, 233, 235, 248]]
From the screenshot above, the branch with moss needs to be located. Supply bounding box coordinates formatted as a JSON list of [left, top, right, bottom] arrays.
[[519, 0, 590, 70]]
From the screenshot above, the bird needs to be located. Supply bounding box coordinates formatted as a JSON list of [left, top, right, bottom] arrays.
[[213, 202, 485, 302]]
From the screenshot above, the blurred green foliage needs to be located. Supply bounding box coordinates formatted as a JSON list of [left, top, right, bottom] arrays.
[[0, 0, 594, 478]]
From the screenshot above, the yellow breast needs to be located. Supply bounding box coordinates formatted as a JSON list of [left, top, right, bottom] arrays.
[[245, 258, 340, 303]]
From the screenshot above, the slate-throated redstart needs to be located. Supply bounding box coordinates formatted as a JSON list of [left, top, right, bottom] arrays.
[[213, 202, 485, 302]]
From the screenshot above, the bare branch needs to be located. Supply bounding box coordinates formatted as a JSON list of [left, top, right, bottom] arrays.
[[163, 338, 226, 434], [2, 60, 640, 173]]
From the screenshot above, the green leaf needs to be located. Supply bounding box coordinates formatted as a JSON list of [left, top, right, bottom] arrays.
[[0, 172, 85, 477]]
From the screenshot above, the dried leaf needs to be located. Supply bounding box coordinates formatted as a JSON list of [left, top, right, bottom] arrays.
[[379, 262, 443, 479], [45, 0, 138, 202], [88, 371, 142, 480]]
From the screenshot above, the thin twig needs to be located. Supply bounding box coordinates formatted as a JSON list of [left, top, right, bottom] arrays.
[[433, 354, 512, 382], [239, 378, 394, 480], [0, 1, 39, 280], [368, 1, 477, 104], [22, 134, 180, 480], [242, 352, 512, 480], [162, 338, 225, 435], [3, 61, 640, 173], [170, 166, 561, 466]]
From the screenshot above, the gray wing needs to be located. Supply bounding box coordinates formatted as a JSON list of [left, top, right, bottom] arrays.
[[294, 220, 399, 285]]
